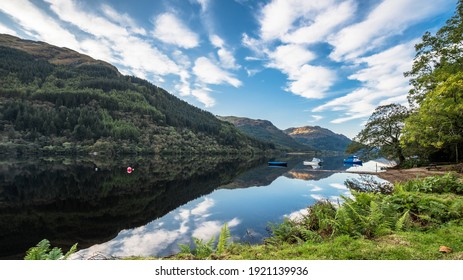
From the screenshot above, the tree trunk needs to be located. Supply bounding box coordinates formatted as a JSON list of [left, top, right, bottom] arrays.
[[457, 143, 459, 163]]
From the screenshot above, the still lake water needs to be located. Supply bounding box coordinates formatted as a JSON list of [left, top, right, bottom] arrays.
[[0, 155, 380, 259]]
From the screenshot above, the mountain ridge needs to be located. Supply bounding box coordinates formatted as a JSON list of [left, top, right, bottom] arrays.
[[219, 116, 351, 153], [284, 126, 351, 153], [218, 116, 315, 152]]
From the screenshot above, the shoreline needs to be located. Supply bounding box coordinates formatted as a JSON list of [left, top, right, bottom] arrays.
[[353, 166, 455, 183]]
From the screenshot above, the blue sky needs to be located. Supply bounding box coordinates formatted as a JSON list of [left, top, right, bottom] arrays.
[[0, 0, 456, 138]]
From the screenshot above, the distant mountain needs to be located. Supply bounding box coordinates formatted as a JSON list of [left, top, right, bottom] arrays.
[[0, 34, 275, 155], [284, 126, 351, 153], [218, 116, 314, 152]]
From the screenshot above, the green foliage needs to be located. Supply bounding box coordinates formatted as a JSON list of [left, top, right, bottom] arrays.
[[178, 223, 232, 259], [402, 1, 463, 162], [353, 104, 409, 163], [0, 43, 275, 156], [400, 173, 463, 194], [269, 174, 463, 245], [25, 239, 77, 260], [216, 223, 232, 255]]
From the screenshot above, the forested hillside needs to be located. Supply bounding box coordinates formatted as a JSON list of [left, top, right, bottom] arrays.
[[0, 34, 275, 155]]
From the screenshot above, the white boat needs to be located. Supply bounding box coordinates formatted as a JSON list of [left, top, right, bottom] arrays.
[[303, 158, 323, 166]]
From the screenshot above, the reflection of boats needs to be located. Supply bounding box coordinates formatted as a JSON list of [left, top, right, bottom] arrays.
[[268, 161, 287, 167], [343, 155, 362, 165], [308, 164, 322, 169], [303, 158, 323, 166]]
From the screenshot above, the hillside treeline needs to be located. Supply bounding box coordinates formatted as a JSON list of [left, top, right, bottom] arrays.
[[0, 46, 274, 155]]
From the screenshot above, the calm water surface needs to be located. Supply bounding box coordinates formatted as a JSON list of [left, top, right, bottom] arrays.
[[0, 155, 379, 259]]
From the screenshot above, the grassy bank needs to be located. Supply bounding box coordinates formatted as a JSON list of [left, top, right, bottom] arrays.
[[166, 172, 463, 260]]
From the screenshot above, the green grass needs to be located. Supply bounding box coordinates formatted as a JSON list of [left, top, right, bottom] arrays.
[[223, 222, 463, 260]]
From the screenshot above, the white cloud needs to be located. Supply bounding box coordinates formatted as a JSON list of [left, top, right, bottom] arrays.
[[210, 34, 239, 69], [0, 22, 18, 36], [193, 57, 242, 87], [328, 0, 452, 61], [258, 0, 336, 41], [0, 0, 80, 50], [41, 0, 180, 77], [191, 197, 215, 216], [314, 41, 414, 124], [286, 64, 336, 99], [265, 44, 335, 99], [192, 87, 216, 107], [244, 1, 349, 100], [309, 115, 323, 123], [192, 218, 240, 241], [101, 4, 147, 35], [267, 44, 316, 76], [282, 0, 356, 45], [45, 0, 129, 39], [285, 208, 309, 221], [153, 13, 199, 49], [329, 183, 348, 190], [80, 38, 114, 63]]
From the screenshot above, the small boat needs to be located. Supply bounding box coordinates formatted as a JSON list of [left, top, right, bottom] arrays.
[[303, 158, 323, 166], [268, 161, 287, 167], [343, 155, 362, 164]]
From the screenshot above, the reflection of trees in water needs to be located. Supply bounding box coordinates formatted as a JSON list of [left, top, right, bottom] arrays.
[[0, 155, 263, 259]]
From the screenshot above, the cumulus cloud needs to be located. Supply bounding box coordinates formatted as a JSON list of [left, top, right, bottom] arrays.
[[192, 218, 240, 241], [41, 0, 180, 78], [193, 57, 242, 87], [267, 44, 316, 75], [210, 34, 240, 69], [243, 0, 350, 99], [153, 13, 200, 49], [328, 0, 451, 61], [281, 0, 356, 45], [258, 0, 336, 41], [192, 87, 215, 108], [265, 44, 335, 99], [286, 64, 336, 99], [0, 0, 80, 50], [314, 41, 415, 123]]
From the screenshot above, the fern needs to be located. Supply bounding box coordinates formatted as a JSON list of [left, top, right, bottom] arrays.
[[395, 210, 410, 231], [192, 237, 215, 259], [178, 243, 192, 254], [216, 223, 231, 255], [25, 239, 78, 260]]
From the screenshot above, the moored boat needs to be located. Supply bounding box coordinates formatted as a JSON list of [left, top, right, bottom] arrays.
[[343, 155, 362, 164], [303, 158, 323, 166], [268, 161, 288, 167]]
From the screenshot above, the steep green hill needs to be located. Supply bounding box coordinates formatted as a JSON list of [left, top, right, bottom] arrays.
[[218, 116, 314, 152], [0, 34, 275, 155], [284, 126, 351, 153]]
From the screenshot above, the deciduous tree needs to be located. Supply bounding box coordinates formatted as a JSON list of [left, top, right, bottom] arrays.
[[353, 104, 409, 164]]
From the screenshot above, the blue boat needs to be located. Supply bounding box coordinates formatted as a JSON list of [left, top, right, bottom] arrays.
[[268, 161, 287, 167], [343, 155, 362, 165]]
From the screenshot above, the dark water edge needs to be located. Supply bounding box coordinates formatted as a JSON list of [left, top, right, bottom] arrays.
[[0, 154, 270, 259]]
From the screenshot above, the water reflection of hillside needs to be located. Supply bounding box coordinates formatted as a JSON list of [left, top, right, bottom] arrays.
[[220, 156, 348, 189], [0, 155, 264, 259]]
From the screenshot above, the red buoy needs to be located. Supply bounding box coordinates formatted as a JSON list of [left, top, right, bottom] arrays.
[[127, 167, 134, 174]]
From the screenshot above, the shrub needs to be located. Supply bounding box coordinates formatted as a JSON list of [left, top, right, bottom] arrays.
[[401, 173, 463, 194]]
